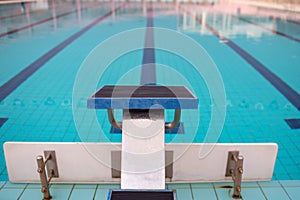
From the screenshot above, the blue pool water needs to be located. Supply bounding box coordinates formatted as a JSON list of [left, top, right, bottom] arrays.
[[0, 1, 299, 183]]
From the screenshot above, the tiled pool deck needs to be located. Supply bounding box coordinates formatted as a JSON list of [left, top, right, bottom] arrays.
[[0, 181, 299, 199]]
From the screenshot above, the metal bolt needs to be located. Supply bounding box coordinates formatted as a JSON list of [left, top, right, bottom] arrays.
[[37, 168, 43, 173], [236, 186, 241, 192], [238, 167, 243, 174], [41, 187, 47, 193]]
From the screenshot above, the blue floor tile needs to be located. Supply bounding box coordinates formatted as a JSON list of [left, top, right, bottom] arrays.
[[241, 188, 266, 200], [258, 181, 281, 187], [51, 188, 72, 199], [68, 189, 96, 200], [280, 180, 300, 187], [215, 188, 239, 200], [0, 188, 23, 200], [0, 181, 5, 189], [167, 183, 191, 189], [192, 188, 217, 200], [74, 184, 97, 189], [173, 188, 193, 200], [191, 183, 214, 188], [261, 187, 290, 199], [2, 182, 27, 189], [284, 187, 300, 200], [19, 188, 43, 200], [94, 188, 110, 200]]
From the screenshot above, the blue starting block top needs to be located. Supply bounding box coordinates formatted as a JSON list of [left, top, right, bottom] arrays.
[[87, 85, 198, 109]]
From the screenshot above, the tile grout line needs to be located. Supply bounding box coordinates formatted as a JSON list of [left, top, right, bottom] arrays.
[[67, 184, 75, 200], [279, 181, 293, 200], [257, 181, 269, 200], [92, 184, 99, 200], [17, 183, 29, 200], [212, 183, 219, 200], [189, 183, 195, 200], [0, 181, 8, 190]]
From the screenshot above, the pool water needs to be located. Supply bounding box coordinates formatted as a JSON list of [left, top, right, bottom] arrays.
[[0, 1, 300, 183]]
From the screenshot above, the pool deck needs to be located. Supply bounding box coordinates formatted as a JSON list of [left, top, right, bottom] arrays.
[[0, 180, 299, 199]]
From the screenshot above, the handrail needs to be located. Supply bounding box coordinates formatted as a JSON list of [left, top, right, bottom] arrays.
[[165, 109, 181, 130], [107, 109, 181, 131], [107, 109, 122, 130]]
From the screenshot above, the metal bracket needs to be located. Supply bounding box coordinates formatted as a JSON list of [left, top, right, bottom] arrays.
[[44, 151, 59, 178], [107, 109, 181, 131], [225, 151, 244, 199], [36, 151, 59, 200]]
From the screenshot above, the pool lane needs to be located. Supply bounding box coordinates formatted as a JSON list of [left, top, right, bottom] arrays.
[[0, 3, 75, 34], [287, 19, 300, 26], [141, 3, 156, 85], [181, 8, 300, 112], [244, 16, 300, 41], [207, 13, 300, 95], [0, 2, 101, 38], [187, 10, 300, 130], [0, 3, 127, 102], [0, 10, 78, 38], [0, 2, 71, 21], [0, 11, 26, 21], [234, 16, 300, 43], [0, 4, 115, 86]]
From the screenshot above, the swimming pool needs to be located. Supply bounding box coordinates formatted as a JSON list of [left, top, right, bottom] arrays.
[[0, 0, 299, 186]]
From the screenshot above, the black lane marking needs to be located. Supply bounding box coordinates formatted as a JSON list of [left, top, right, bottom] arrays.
[[0, 118, 8, 128], [285, 119, 300, 129], [140, 2, 156, 86]]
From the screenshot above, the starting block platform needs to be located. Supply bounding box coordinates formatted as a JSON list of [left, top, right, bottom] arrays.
[[87, 85, 198, 109], [4, 142, 277, 183]]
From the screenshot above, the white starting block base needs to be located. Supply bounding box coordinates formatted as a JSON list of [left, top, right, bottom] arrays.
[[121, 109, 165, 189], [4, 142, 277, 183]]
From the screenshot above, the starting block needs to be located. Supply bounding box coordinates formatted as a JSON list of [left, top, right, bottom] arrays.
[[88, 85, 198, 190], [3, 85, 278, 199]]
